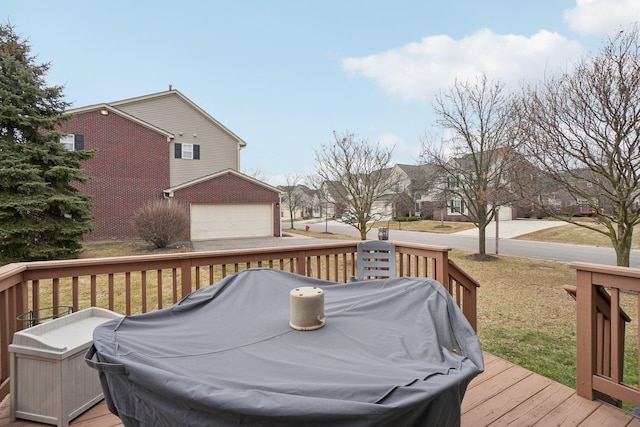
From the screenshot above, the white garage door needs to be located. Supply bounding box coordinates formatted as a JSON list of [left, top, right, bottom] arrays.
[[190, 203, 273, 240]]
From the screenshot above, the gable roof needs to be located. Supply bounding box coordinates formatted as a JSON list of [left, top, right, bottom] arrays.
[[163, 168, 282, 196], [394, 163, 438, 178], [64, 104, 175, 141], [67, 90, 247, 147]]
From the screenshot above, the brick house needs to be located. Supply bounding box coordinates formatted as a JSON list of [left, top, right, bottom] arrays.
[[59, 90, 282, 241]]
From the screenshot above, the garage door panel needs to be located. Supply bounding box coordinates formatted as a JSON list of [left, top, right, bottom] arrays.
[[191, 204, 272, 240]]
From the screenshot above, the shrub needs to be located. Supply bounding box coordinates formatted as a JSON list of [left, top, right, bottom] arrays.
[[394, 216, 419, 222], [133, 201, 189, 248]]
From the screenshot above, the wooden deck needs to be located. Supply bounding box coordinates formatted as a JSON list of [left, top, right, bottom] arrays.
[[1, 352, 638, 427]]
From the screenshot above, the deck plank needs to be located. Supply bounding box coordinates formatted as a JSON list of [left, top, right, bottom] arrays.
[[2, 352, 638, 427], [462, 364, 533, 412], [577, 403, 636, 426], [464, 372, 566, 426], [524, 388, 603, 426], [487, 380, 574, 426]]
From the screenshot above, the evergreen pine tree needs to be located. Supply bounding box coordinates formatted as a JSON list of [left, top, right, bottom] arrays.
[[0, 23, 95, 262]]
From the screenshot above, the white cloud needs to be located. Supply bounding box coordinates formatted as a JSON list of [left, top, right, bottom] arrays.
[[342, 29, 584, 103], [564, 0, 640, 34], [376, 133, 401, 152], [375, 133, 420, 165]]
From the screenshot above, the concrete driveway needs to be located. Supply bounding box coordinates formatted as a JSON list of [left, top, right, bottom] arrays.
[[191, 233, 351, 252]]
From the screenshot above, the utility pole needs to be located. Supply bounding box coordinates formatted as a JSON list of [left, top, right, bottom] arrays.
[[495, 207, 500, 255]]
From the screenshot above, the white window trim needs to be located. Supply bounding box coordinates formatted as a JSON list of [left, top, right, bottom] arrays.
[[182, 143, 194, 159], [60, 134, 75, 151]]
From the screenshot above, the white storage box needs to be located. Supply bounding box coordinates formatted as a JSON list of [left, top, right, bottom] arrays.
[[9, 307, 122, 427]]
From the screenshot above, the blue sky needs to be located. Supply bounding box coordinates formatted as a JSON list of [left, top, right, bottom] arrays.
[[3, 1, 639, 185]]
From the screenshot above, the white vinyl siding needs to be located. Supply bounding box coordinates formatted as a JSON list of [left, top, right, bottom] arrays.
[[190, 204, 272, 240], [115, 94, 241, 186]]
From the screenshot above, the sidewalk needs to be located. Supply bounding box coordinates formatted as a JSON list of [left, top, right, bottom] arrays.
[[452, 219, 565, 238]]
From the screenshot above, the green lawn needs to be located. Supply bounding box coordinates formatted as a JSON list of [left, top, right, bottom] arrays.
[[516, 220, 640, 249]]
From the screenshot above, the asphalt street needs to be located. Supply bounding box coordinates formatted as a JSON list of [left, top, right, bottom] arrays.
[[192, 219, 640, 268], [299, 219, 640, 268]]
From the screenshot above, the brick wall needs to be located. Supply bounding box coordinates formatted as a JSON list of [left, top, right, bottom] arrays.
[[171, 172, 281, 238], [60, 110, 171, 240]]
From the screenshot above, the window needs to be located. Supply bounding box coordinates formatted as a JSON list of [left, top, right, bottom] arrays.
[[182, 143, 194, 159], [175, 143, 200, 160], [60, 134, 84, 151], [451, 199, 465, 214]]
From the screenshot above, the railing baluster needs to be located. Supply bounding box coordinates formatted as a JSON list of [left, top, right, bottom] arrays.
[[90, 275, 97, 307], [52, 278, 59, 312], [108, 274, 114, 311], [32, 279, 39, 315], [157, 269, 163, 309], [125, 272, 132, 315], [172, 268, 178, 303], [610, 287, 620, 383], [72, 276, 79, 312], [141, 271, 147, 313]]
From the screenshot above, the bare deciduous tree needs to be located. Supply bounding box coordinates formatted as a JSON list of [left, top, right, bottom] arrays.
[[314, 131, 395, 240], [420, 74, 521, 255], [518, 25, 640, 267], [280, 174, 305, 229]]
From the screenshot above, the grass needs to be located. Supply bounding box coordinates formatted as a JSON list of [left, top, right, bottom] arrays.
[[450, 251, 583, 387], [370, 219, 476, 233], [77, 225, 639, 396], [516, 220, 640, 249], [77, 239, 192, 258]]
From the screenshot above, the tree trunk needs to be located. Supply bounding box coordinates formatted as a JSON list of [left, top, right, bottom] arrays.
[[613, 224, 633, 267], [478, 224, 486, 255], [359, 225, 367, 240]]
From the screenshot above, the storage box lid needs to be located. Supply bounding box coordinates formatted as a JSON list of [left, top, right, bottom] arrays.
[[10, 307, 122, 353]]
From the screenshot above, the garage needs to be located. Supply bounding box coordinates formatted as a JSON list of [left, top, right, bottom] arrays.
[[190, 203, 273, 240]]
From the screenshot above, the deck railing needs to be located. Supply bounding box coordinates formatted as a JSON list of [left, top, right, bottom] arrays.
[[570, 261, 640, 408], [0, 240, 478, 402]]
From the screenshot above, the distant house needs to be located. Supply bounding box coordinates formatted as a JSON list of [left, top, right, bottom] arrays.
[[59, 90, 282, 241], [278, 184, 320, 220], [387, 164, 440, 218]]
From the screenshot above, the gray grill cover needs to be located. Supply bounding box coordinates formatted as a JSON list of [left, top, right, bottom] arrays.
[[86, 268, 483, 426]]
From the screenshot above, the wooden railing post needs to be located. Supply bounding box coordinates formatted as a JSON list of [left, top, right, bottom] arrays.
[[180, 259, 192, 298], [0, 264, 28, 401], [296, 249, 307, 277], [433, 250, 448, 285], [575, 268, 597, 400]]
